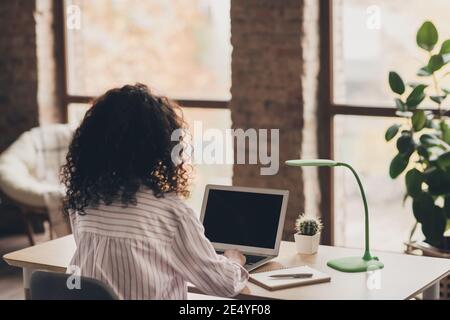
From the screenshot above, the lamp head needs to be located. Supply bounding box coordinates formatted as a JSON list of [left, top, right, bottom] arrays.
[[285, 159, 339, 167]]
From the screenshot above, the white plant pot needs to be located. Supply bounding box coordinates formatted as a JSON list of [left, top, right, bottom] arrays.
[[294, 233, 321, 254]]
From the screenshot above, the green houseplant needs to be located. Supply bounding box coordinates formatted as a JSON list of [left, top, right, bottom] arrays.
[[294, 214, 323, 254], [386, 21, 450, 250]]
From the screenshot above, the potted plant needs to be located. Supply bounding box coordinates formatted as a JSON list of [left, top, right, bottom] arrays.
[[385, 21, 450, 252], [294, 214, 323, 254]]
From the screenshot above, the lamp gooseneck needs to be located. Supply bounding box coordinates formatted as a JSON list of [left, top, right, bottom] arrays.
[[336, 162, 373, 261], [286, 159, 383, 272]]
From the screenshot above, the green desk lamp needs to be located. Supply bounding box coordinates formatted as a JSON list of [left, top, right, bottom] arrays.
[[286, 159, 384, 273]]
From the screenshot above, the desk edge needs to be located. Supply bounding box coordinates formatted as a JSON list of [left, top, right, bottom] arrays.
[[3, 255, 68, 273]]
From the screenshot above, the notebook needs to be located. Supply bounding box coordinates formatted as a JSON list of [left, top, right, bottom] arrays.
[[249, 266, 331, 291]]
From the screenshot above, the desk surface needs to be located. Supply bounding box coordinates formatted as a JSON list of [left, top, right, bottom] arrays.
[[4, 235, 450, 300]]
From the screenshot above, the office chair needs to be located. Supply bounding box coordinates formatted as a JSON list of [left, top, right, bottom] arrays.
[[30, 271, 118, 300]]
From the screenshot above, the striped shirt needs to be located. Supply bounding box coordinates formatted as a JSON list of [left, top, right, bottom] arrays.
[[69, 189, 249, 300]]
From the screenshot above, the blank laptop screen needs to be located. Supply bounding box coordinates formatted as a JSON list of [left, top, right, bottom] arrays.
[[203, 189, 284, 249]]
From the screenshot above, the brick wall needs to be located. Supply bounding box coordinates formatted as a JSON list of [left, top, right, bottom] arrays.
[[0, 0, 40, 153], [0, 0, 61, 154], [230, 0, 306, 239]]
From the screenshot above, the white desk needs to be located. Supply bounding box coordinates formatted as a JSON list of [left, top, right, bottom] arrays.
[[4, 235, 450, 300]]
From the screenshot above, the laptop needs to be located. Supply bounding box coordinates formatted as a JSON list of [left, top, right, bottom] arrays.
[[200, 185, 289, 271]]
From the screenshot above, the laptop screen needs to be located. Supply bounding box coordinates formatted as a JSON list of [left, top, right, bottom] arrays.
[[202, 189, 284, 249]]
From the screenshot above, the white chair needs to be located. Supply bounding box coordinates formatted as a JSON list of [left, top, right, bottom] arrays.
[[0, 124, 74, 244]]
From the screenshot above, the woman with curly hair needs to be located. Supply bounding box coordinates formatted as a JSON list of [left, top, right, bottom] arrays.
[[62, 84, 248, 300]]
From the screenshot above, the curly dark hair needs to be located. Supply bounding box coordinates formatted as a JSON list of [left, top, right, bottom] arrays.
[[61, 84, 191, 215]]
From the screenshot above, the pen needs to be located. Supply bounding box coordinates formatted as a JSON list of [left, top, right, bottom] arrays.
[[269, 273, 313, 279]]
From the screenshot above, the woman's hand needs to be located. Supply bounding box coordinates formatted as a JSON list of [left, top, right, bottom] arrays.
[[224, 249, 246, 266]]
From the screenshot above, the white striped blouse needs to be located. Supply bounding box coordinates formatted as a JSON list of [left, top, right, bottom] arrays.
[[69, 189, 249, 300]]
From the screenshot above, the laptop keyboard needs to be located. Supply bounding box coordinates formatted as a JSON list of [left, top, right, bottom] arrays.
[[244, 254, 267, 265]]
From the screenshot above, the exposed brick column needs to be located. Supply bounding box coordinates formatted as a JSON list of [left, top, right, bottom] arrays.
[[0, 0, 40, 152], [230, 0, 305, 240], [0, 0, 62, 153], [36, 0, 64, 125]]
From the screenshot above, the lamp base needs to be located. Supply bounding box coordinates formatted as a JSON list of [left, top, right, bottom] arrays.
[[327, 256, 384, 273]]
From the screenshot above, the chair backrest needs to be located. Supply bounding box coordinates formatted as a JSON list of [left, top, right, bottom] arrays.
[[30, 271, 118, 300]]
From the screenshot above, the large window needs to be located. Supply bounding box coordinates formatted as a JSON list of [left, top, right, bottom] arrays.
[[333, 0, 450, 107], [321, 0, 450, 251], [65, 0, 231, 100], [333, 116, 417, 251], [59, 0, 232, 213]]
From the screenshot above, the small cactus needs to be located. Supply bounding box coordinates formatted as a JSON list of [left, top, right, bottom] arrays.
[[295, 214, 323, 236]]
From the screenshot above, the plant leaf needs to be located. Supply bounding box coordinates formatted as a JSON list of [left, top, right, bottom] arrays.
[[420, 134, 437, 146], [413, 192, 446, 247], [389, 72, 406, 95], [425, 118, 439, 130], [423, 206, 447, 247], [412, 192, 434, 224], [417, 66, 432, 77], [390, 153, 409, 179], [417, 21, 439, 51], [443, 53, 450, 64], [417, 145, 429, 159], [420, 133, 447, 148], [385, 124, 401, 141], [405, 169, 423, 197], [437, 151, 450, 170], [412, 110, 427, 131], [423, 167, 450, 195], [445, 196, 450, 220], [440, 39, 450, 54], [427, 54, 445, 72], [407, 82, 424, 88], [406, 84, 427, 109], [394, 98, 406, 111], [397, 133, 415, 154], [430, 95, 447, 104], [441, 121, 450, 144]]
